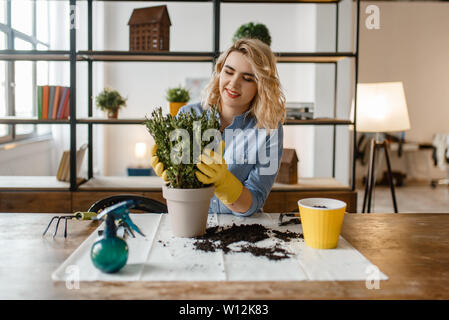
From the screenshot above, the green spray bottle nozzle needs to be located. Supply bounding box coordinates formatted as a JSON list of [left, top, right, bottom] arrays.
[[95, 200, 146, 238]]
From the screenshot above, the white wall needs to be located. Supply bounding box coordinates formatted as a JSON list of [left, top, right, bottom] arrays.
[[102, 1, 319, 176], [357, 1, 449, 181], [0, 138, 53, 175]]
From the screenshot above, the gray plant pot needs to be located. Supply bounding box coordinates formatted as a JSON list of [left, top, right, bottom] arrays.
[[162, 185, 215, 238]]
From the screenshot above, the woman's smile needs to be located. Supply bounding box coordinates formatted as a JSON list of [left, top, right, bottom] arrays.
[[225, 88, 241, 99]]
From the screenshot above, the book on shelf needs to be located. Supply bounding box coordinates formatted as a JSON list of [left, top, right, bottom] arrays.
[[56, 143, 88, 182], [52, 86, 61, 119], [56, 87, 68, 119], [37, 86, 43, 119], [56, 150, 69, 181], [61, 88, 70, 119], [36, 85, 70, 120], [48, 86, 55, 120], [42, 85, 49, 120]]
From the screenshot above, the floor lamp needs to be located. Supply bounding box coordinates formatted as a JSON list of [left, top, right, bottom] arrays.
[[353, 82, 411, 213]]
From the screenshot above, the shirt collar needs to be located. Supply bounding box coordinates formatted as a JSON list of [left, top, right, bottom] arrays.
[[226, 108, 253, 128]]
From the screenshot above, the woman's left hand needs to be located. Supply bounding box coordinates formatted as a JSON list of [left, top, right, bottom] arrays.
[[195, 140, 243, 205]]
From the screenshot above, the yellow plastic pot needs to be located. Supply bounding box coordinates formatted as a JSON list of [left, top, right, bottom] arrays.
[[169, 102, 187, 116], [298, 198, 346, 249]]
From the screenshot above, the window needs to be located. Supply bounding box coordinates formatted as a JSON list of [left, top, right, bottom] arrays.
[[0, 30, 7, 139], [0, 0, 50, 144]]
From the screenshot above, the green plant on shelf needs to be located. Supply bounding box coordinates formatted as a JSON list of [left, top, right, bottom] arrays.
[[232, 22, 272, 46], [95, 87, 127, 112], [165, 85, 191, 103]]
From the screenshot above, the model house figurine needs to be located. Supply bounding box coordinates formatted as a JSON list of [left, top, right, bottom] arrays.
[[128, 5, 171, 52], [275, 148, 299, 184]]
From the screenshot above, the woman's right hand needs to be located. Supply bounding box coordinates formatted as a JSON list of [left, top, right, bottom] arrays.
[[150, 144, 169, 182]]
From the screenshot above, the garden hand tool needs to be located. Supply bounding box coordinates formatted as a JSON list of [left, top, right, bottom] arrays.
[[195, 140, 243, 205], [278, 208, 301, 226], [278, 213, 301, 226], [42, 211, 98, 238], [150, 144, 169, 182]]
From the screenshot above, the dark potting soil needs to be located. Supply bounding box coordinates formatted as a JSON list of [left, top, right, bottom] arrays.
[[271, 229, 304, 242], [239, 243, 292, 261], [193, 223, 303, 261]]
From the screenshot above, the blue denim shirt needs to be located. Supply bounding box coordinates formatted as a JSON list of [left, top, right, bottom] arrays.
[[178, 102, 284, 217]]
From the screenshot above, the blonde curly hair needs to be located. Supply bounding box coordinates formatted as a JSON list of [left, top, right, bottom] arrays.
[[201, 38, 286, 130]]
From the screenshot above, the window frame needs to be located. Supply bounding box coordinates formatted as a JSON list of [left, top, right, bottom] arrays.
[[0, 0, 50, 144]]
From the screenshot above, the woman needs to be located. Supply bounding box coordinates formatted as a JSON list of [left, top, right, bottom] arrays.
[[152, 38, 286, 216]]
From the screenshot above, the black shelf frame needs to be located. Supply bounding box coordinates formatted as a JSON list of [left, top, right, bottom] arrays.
[[82, 0, 359, 190], [0, 0, 359, 192]]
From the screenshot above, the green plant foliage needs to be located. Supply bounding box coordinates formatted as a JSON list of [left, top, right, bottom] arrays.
[[232, 22, 272, 46], [144, 106, 220, 189], [165, 86, 191, 103], [95, 88, 127, 112]]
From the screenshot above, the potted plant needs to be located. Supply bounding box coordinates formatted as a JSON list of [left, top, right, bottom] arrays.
[[232, 22, 272, 46], [144, 106, 220, 237], [165, 85, 190, 116], [95, 88, 127, 119]]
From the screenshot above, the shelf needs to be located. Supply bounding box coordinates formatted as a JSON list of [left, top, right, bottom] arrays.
[[77, 51, 215, 62], [0, 117, 70, 124], [0, 50, 75, 61], [89, 0, 213, 2], [76, 118, 353, 125], [273, 177, 351, 191], [276, 52, 355, 63], [223, 0, 341, 2], [0, 175, 349, 192], [0, 117, 352, 126], [79, 176, 165, 191], [79, 176, 350, 191], [77, 118, 146, 124], [284, 118, 353, 125], [0, 176, 85, 191], [78, 51, 354, 63], [89, 0, 341, 3], [1, 50, 355, 64]]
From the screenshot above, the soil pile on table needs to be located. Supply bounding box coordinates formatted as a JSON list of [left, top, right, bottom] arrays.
[[193, 223, 303, 261]]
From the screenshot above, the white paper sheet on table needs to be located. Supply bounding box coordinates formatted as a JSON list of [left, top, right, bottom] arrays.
[[52, 212, 388, 282]]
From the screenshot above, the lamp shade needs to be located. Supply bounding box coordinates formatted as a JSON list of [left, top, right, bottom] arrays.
[[135, 142, 147, 159], [351, 82, 410, 133]]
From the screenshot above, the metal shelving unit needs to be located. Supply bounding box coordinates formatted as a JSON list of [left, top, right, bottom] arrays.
[[0, 0, 359, 192]]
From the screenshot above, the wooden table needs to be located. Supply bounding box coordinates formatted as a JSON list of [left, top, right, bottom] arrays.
[[1, 213, 448, 300]]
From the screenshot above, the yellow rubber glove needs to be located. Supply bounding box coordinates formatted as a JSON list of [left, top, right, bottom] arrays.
[[195, 141, 243, 205], [150, 144, 169, 182]]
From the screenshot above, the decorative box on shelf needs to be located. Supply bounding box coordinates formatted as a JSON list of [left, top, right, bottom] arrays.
[[275, 148, 299, 185], [127, 167, 155, 177], [285, 102, 314, 120]]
